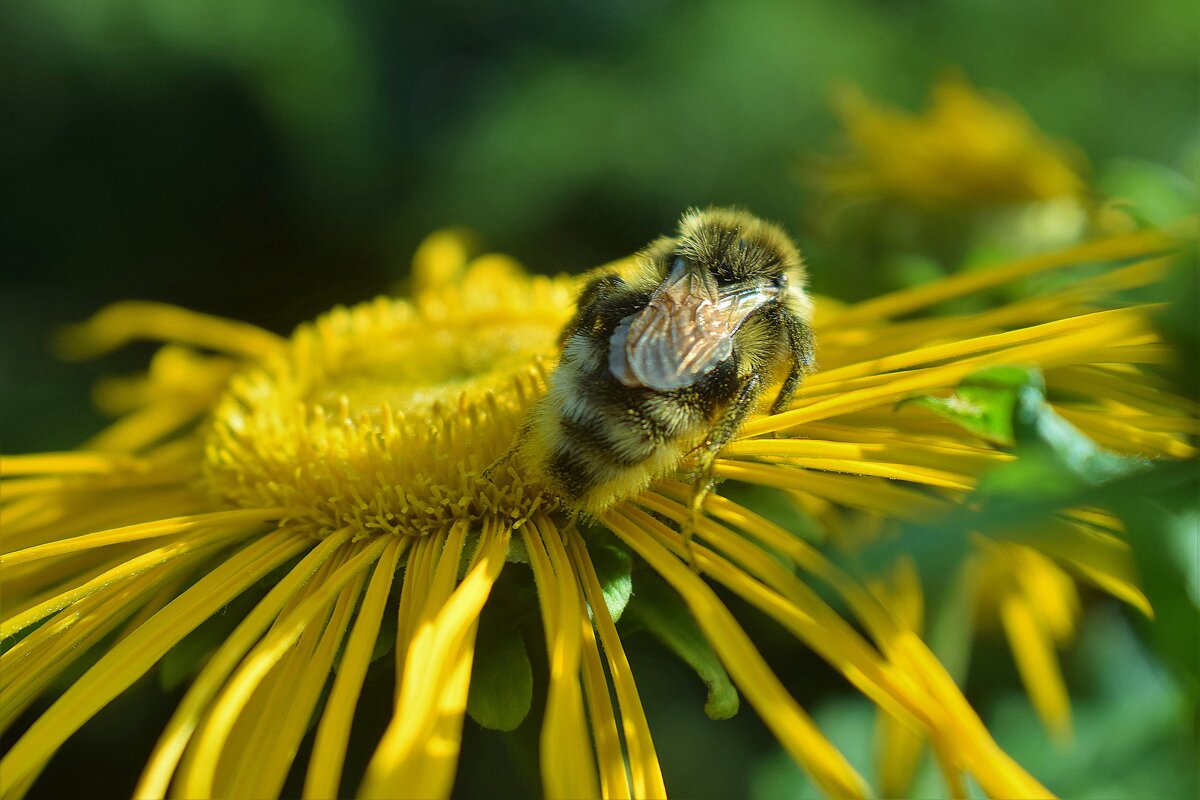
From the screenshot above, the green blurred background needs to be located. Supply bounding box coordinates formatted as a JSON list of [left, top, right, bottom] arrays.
[[1, 1, 1196, 798]]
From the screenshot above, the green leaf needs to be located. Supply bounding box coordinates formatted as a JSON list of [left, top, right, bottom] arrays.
[[1104, 466, 1200, 702], [623, 568, 739, 720], [1010, 383, 1146, 487], [914, 365, 1146, 490], [911, 365, 1039, 445], [466, 612, 533, 731], [860, 365, 1150, 598], [1099, 159, 1200, 228], [586, 541, 634, 623]]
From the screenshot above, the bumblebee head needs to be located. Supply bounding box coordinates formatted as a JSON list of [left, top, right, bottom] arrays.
[[672, 207, 804, 287]]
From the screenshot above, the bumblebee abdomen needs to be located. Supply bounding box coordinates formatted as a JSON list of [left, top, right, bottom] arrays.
[[520, 349, 709, 515]]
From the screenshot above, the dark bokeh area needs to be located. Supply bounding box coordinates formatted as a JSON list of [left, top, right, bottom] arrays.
[[2, 2, 1197, 799]]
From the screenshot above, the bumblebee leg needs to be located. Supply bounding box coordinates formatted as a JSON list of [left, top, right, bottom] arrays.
[[482, 417, 533, 482], [684, 466, 719, 569], [770, 315, 816, 415], [480, 447, 514, 481], [684, 372, 764, 566]]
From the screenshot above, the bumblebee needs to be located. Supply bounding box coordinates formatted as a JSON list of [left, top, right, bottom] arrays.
[[516, 207, 815, 515]]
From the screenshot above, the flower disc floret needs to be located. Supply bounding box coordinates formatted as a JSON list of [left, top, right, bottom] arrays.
[[201, 258, 577, 537]]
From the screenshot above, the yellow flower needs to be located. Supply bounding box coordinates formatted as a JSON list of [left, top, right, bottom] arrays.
[[1, 224, 1193, 799], [814, 73, 1088, 210]]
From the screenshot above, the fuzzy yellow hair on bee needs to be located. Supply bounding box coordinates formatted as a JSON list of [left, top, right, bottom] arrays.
[[513, 207, 815, 515]]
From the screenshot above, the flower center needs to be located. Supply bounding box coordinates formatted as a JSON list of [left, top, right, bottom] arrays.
[[202, 261, 577, 537]]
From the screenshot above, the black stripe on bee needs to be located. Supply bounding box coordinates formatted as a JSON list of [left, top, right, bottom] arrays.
[[557, 412, 653, 468], [548, 442, 609, 499]]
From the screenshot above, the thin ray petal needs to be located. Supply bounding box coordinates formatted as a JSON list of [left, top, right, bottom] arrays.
[[578, 600, 631, 799], [0, 452, 144, 476], [136, 527, 362, 799], [180, 536, 389, 798], [745, 311, 1156, 438], [239, 564, 366, 799], [0, 529, 309, 795], [2, 508, 285, 567], [217, 547, 362, 794], [1000, 591, 1074, 739], [1048, 365, 1200, 415], [304, 537, 404, 799], [713, 462, 947, 520], [360, 521, 509, 800], [634, 493, 927, 725], [830, 228, 1173, 325], [604, 507, 870, 799], [1055, 407, 1196, 457], [83, 401, 209, 453], [726, 448, 977, 490], [2, 488, 207, 554], [56, 301, 284, 361], [1019, 519, 1151, 617], [393, 534, 437, 692], [520, 517, 602, 800], [1, 563, 193, 734], [653, 487, 1056, 797], [568, 531, 667, 799], [816, 307, 1152, 386], [2, 526, 247, 638]]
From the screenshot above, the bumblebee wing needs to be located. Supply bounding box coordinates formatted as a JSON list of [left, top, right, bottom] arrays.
[[619, 297, 733, 390], [703, 281, 780, 332], [608, 261, 720, 390]]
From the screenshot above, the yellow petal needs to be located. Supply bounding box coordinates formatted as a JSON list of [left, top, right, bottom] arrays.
[[304, 537, 403, 799], [0, 529, 309, 796], [578, 594, 631, 800], [227, 558, 365, 798], [136, 526, 365, 799], [604, 506, 870, 799], [830, 228, 1172, 325], [1, 561, 193, 735], [567, 531, 667, 799], [55, 301, 284, 361], [2, 524, 245, 639], [360, 520, 510, 800], [875, 710, 925, 799], [713, 461, 948, 521], [519, 516, 602, 800], [0, 452, 145, 476], [999, 593, 1073, 740], [673, 488, 1055, 798], [1, 508, 285, 568], [182, 536, 390, 798], [1028, 518, 1152, 618]]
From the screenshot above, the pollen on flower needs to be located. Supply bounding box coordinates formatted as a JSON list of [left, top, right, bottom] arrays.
[[201, 258, 578, 538]]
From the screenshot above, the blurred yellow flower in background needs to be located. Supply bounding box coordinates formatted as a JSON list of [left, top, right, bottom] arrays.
[[2, 215, 1193, 798], [815, 73, 1088, 211]]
